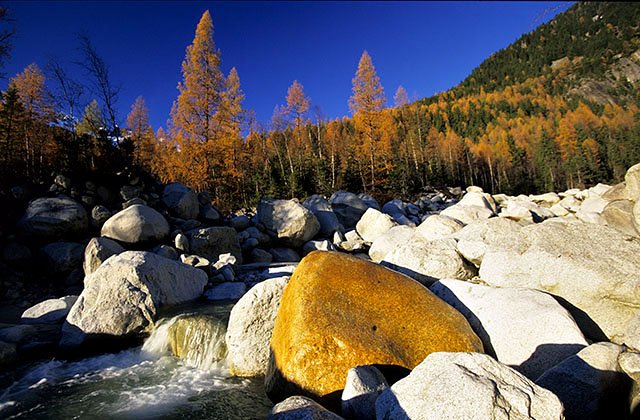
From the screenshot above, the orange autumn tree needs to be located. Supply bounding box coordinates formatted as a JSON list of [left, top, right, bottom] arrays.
[[164, 10, 245, 204], [349, 50, 386, 192], [10, 63, 56, 178]]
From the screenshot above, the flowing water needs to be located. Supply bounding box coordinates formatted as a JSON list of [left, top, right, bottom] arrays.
[[0, 303, 273, 419]]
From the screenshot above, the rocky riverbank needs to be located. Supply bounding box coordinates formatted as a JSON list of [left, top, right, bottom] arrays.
[[2, 163, 640, 418]]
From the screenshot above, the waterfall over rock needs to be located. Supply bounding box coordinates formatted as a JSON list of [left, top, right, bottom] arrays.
[[142, 314, 228, 371]]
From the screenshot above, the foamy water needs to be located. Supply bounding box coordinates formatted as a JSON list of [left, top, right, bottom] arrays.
[[0, 313, 272, 419]]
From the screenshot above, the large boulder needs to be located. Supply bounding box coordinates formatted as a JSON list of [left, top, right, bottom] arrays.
[[101, 204, 170, 245], [368, 225, 415, 263], [452, 217, 523, 267], [430, 279, 588, 380], [61, 251, 208, 348], [375, 352, 564, 420], [355, 208, 396, 244], [257, 199, 320, 247], [18, 196, 88, 240], [415, 214, 464, 241], [479, 219, 640, 343], [382, 238, 475, 285], [537, 342, 631, 420], [303, 195, 344, 237], [265, 251, 482, 406], [602, 199, 638, 237], [226, 276, 290, 376], [440, 203, 494, 225], [330, 192, 369, 230], [162, 182, 199, 220], [83, 237, 125, 275], [186, 226, 243, 264]]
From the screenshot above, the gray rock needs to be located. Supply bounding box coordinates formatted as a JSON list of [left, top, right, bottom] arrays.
[[330, 191, 369, 230], [251, 248, 273, 263], [258, 199, 320, 247], [230, 215, 251, 231], [537, 342, 630, 420], [162, 182, 199, 220], [457, 190, 498, 214], [204, 282, 247, 301], [199, 204, 221, 223], [368, 225, 415, 263], [430, 279, 588, 380], [269, 247, 301, 263], [54, 174, 72, 190], [61, 251, 208, 347], [303, 195, 344, 238], [375, 352, 563, 420], [355, 208, 397, 244], [41, 242, 84, 274], [415, 214, 464, 241], [452, 217, 523, 267], [83, 237, 125, 275], [226, 276, 289, 376], [91, 205, 112, 228], [187, 226, 243, 264], [341, 365, 388, 420], [357, 193, 380, 211], [101, 204, 170, 244], [382, 238, 475, 285], [479, 220, 640, 344], [440, 203, 494, 225], [21, 296, 78, 324], [151, 244, 179, 260], [120, 185, 141, 201], [602, 199, 638, 237], [269, 396, 343, 420], [19, 196, 88, 240], [174, 232, 190, 252], [624, 162, 640, 200], [338, 230, 367, 252]]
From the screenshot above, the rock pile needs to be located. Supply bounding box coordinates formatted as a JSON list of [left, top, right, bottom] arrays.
[[3, 162, 640, 417]]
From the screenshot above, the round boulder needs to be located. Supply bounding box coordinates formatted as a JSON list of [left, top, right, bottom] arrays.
[[265, 251, 482, 406], [101, 204, 170, 245], [257, 199, 320, 247], [18, 197, 88, 240], [162, 182, 199, 220]]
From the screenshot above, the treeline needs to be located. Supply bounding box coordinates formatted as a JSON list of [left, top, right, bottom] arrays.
[[2, 5, 640, 213]]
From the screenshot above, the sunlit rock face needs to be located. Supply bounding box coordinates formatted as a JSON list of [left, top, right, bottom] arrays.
[[265, 251, 482, 406]]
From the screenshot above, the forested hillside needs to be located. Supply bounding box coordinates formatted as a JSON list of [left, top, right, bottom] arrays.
[[2, 2, 640, 212]]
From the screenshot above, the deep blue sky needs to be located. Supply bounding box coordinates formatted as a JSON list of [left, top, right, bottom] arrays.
[[2, 1, 573, 131]]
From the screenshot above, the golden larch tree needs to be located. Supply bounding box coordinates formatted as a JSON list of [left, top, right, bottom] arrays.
[[11, 63, 56, 177], [349, 50, 386, 192], [170, 10, 225, 145]]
